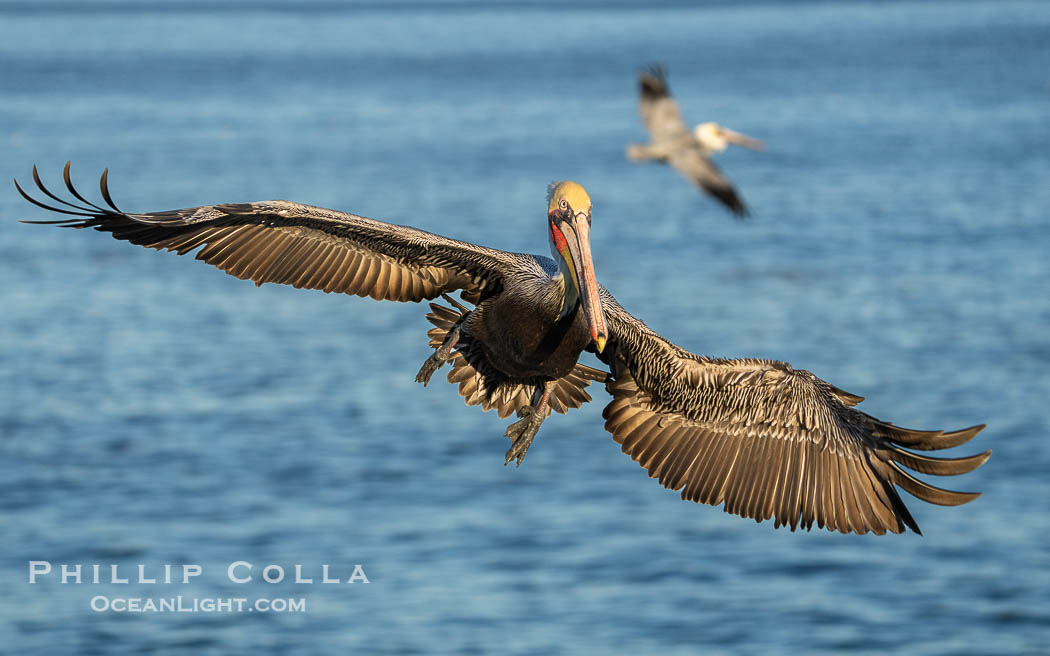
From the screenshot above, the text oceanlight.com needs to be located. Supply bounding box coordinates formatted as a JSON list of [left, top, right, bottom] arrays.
[[90, 596, 306, 613]]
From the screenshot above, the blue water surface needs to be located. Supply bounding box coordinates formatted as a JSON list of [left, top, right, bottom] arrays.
[[1, 1, 1047, 654]]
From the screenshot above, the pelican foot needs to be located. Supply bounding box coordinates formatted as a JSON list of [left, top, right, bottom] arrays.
[[415, 323, 462, 386], [414, 353, 446, 386], [504, 406, 544, 467]]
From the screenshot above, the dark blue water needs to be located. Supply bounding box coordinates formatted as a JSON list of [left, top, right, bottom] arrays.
[[2, 1, 1047, 653]]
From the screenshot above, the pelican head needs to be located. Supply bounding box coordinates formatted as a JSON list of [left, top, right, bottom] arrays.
[[694, 122, 765, 153], [546, 181, 608, 353]]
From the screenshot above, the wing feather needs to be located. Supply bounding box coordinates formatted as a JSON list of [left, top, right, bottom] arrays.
[[598, 289, 989, 535], [763, 438, 789, 523], [743, 436, 773, 522]]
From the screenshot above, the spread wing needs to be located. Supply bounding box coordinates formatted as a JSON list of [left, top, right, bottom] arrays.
[[17, 163, 513, 303], [597, 290, 990, 535], [639, 66, 691, 144], [668, 148, 750, 217]]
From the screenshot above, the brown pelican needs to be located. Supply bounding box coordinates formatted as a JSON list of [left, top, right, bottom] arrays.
[[17, 164, 990, 535], [627, 66, 764, 217]]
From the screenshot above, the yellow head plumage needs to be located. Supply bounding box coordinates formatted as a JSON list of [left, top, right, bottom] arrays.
[[547, 181, 592, 215]]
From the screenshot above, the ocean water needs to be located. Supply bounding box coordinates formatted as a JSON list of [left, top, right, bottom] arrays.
[[1, 1, 1047, 653]]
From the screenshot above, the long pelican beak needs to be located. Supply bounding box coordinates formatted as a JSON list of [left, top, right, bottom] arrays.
[[551, 210, 608, 353], [722, 127, 765, 151]]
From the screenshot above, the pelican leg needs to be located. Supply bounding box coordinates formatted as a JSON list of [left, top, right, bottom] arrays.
[[504, 382, 552, 467], [415, 321, 463, 386]]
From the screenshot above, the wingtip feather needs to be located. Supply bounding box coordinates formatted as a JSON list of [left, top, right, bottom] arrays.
[[99, 167, 122, 213], [888, 447, 992, 477], [891, 463, 984, 507]]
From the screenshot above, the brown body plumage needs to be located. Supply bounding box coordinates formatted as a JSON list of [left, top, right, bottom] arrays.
[[17, 165, 989, 535]]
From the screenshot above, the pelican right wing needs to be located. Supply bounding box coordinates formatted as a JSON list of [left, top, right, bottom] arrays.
[[597, 290, 989, 535], [17, 163, 513, 304]]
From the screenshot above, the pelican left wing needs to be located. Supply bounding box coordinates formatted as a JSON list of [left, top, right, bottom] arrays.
[[597, 291, 989, 535], [17, 163, 511, 303]]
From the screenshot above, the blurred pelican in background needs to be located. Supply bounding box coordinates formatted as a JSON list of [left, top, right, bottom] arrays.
[[627, 65, 764, 218]]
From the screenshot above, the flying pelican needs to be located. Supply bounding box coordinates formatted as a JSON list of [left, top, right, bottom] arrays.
[[17, 164, 990, 535], [627, 66, 764, 217]]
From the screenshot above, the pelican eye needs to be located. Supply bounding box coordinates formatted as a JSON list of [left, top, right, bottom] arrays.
[[559, 199, 568, 210]]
